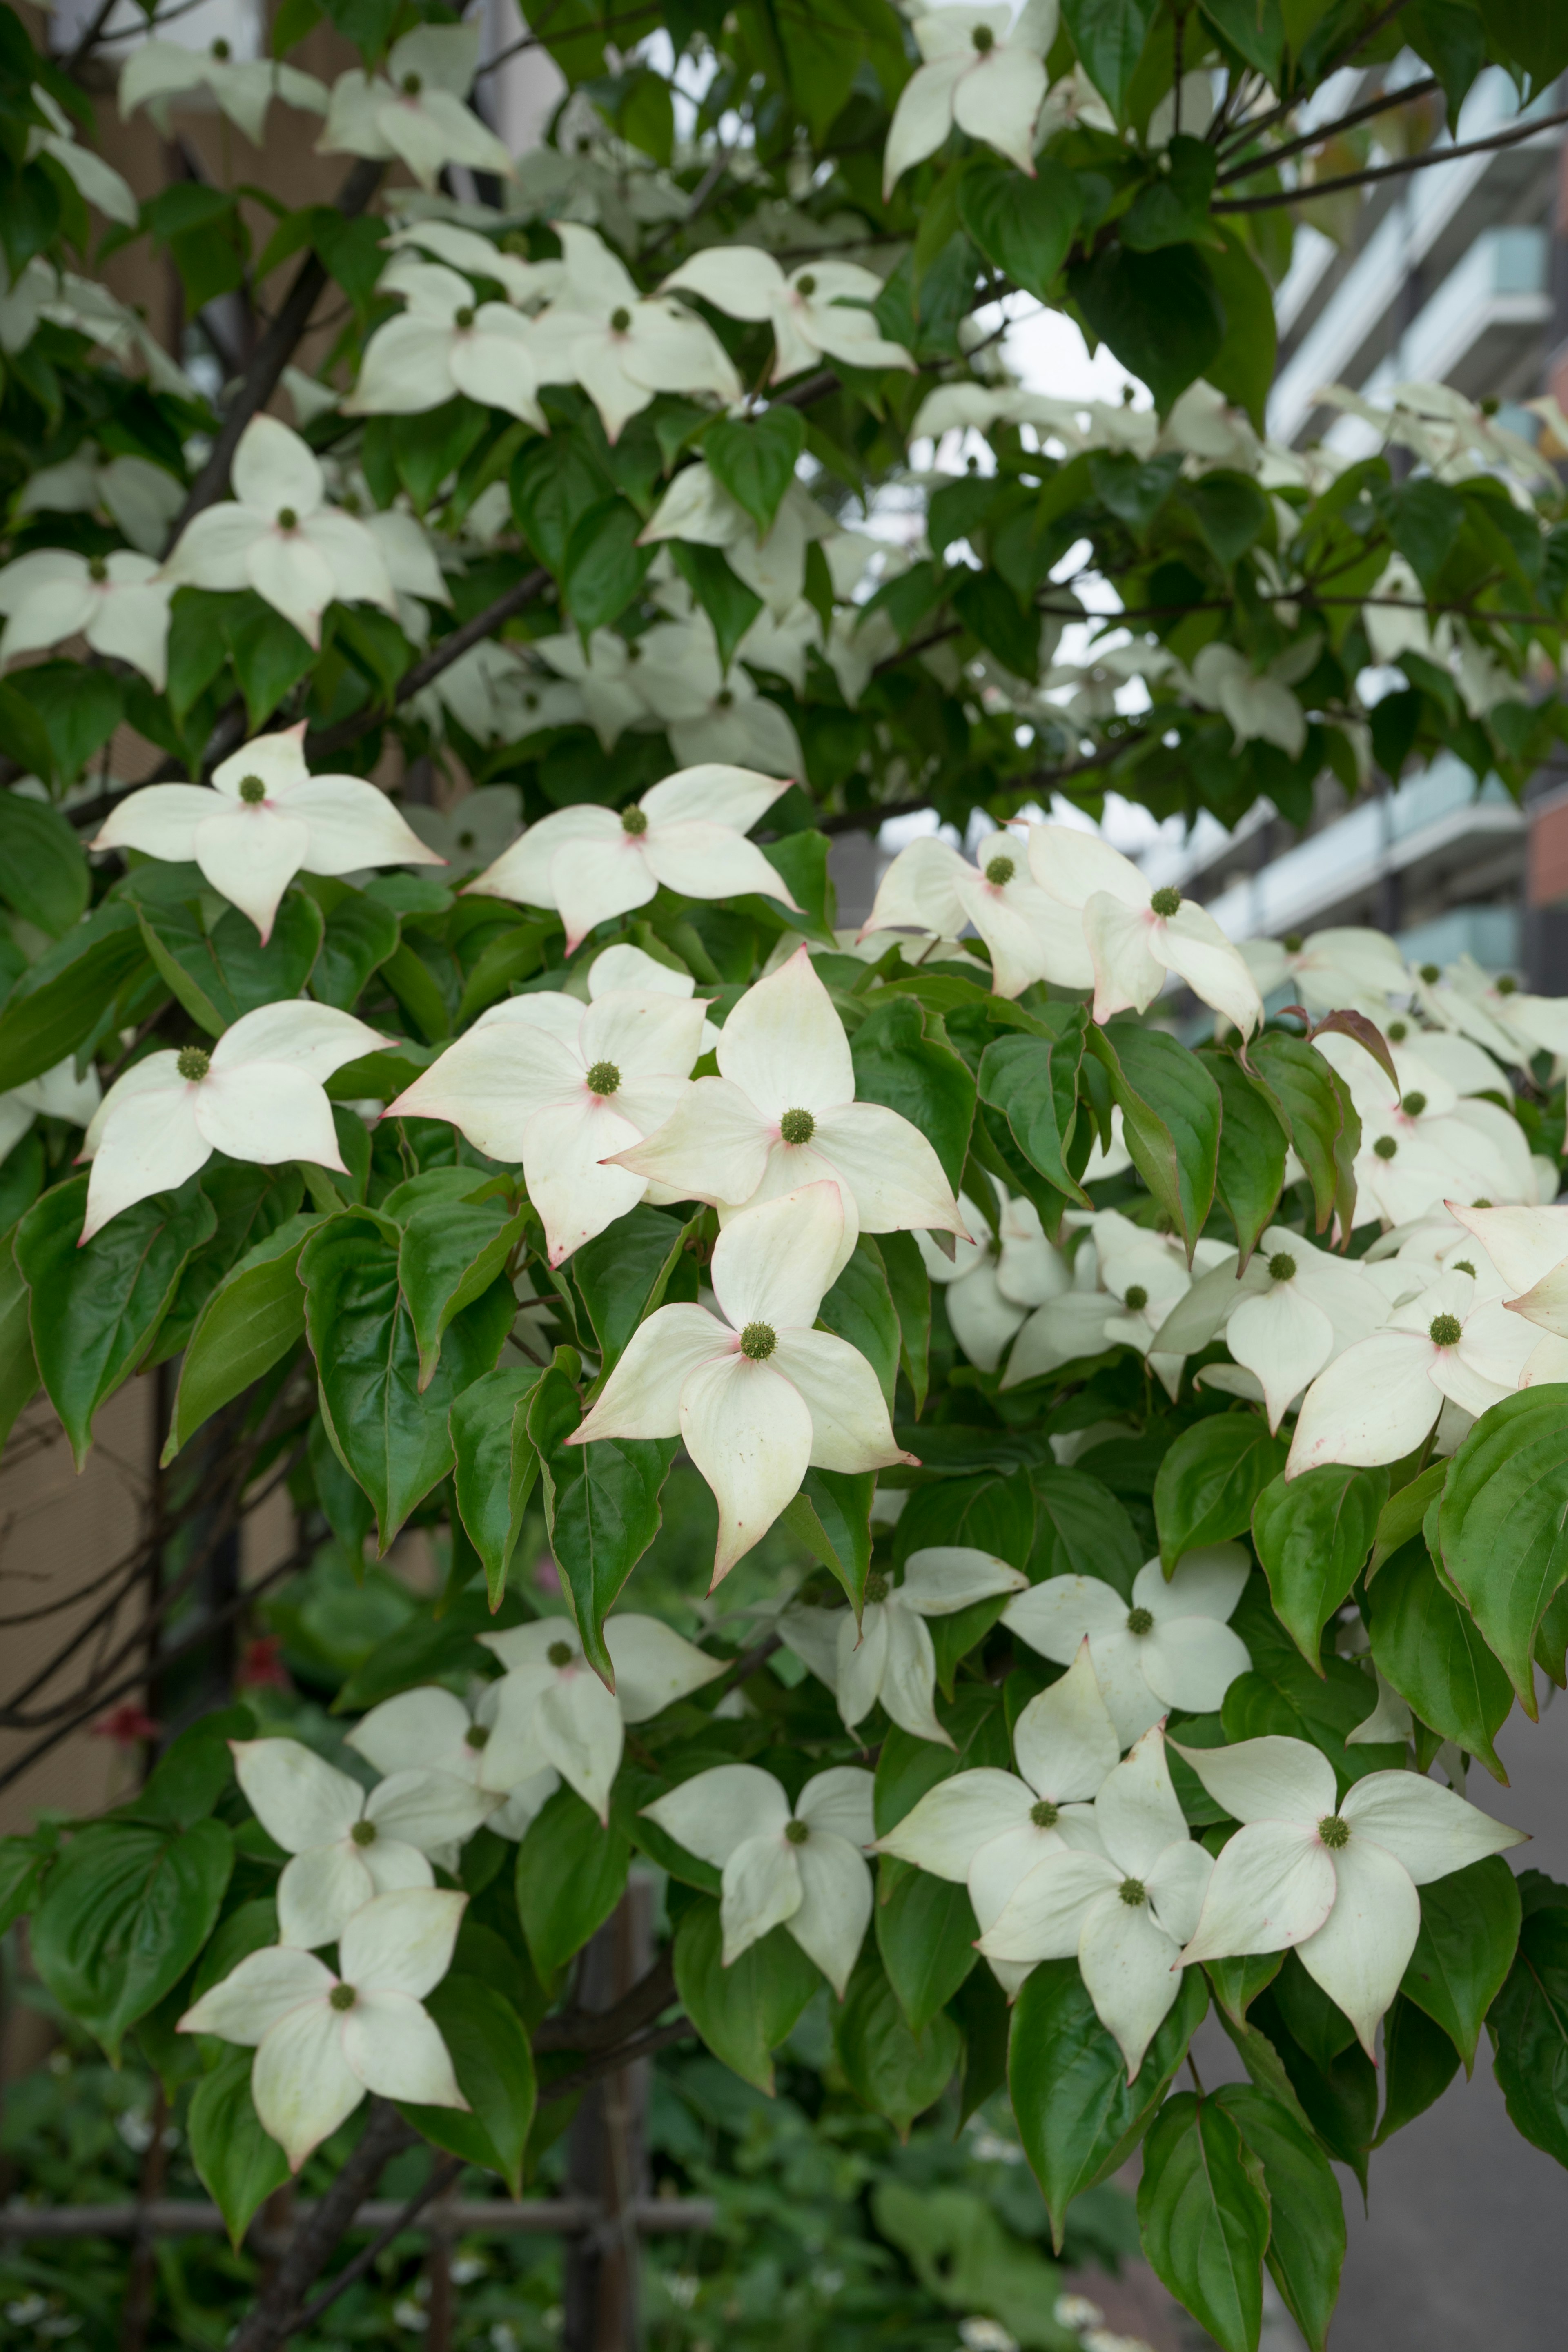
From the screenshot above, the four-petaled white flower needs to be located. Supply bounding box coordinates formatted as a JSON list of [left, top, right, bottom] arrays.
[[1175, 1733, 1525, 2053], [876, 1639, 1118, 1989], [571, 1182, 916, 1583], [1027, 824, 1263, 1037], [883, 0, 1058, 195], [346, 1682, 558, 1843], [232, 1736, 495, 1949], [179, 1888, 468, 2169], [385, 985, 706, 1267], [980, 1726, 1214, 2079], [1153, 1226, 1389, 1433], [1239, 926, 1412, 1020], [468, 763, 800, 951], [93, 723, 443, 943], [784, 1547, 1027, 1746], [660, 248, 914, 381], [860, 831, 1093, 1002], [611, 946, 965, 1272], [530, 225, 742, 443], [642, 1762, 875, 1993], [119, 38, 328, 147], [630, 615, 805, 779], [161, 414, 396, 649], [80, 1001, 388, 1240], [916, 1186, 1071, 1374], [0, 547, 173, 686], [318, 26, 514, 191], [1003, 1546, 1252, 1748], [347, 260, 546, 426]]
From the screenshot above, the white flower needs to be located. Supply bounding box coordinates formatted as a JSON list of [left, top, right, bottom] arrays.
[[572, 1182, 916, 1583], [0, 548, 172, 687], [590, 940, 720, 1049], [402, 784, 520, 874], [876, 1639, 1118, 1988], [0, 1056, 100, 1164], [980, 1727, 1214, 2077], [80, 1001, 388, 1240], [118, 38, 328, 146], [860, 831, 1093, 1001], [1027, 824, 1263, 1037], [642, 1762, 875, 1993], [386, 984, 704, 1267], [468, 762, 800, 952], [1003, 1546, 1252, 1748], [346, 1682, 558, 1843], [179, 1888, 468, 2169], [232, 1737, 495, 1949], [1175, 1733, 1525, 2052], [531, 628, 649, 749], [633, 615, 805, 777], [1154, 1226, 1390, 1432], [640, 473, 833, 619], [1423, 953, 1568, 1062], [1238, 926, 1411, 1020], [28, 86, 138, 225], [1314, 1031, 1527, 1224], [93, 723, 442, 942], [530, 225, 741, 443], [788, 1548, 1027, 1746], [18, 442, 183, 555], [916, 1187, 1070, 1374], [660, 248, 914, 380], [318, 26, 513, 191], [346, 261, 545, 425], [883, 0, 1058, 194], [1449, 1201, 1568, 1341], [611, 946, 964, 1271], [1185, 641, 1306, 760], [160, 414, 396, 649], [385, 220, 564, 309]]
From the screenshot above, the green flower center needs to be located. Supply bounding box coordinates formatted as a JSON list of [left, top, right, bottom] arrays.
[[586, 1060, 621, 1097], [329, 1983, 356, 2011], [1318, 1815, 1350, 1850], [276, 507, 298, 531], [780, 1106, 815, 1146], [238, 773, 267, 804], [797, 273, 817, 296], [985, 855, 1015, 886], [740, 1321, 777, 1361], [715, 688, 734, 708], [610, 306, 632, 333], [1150, 886, 1181, 918], [401, 71, 423, 94], [1453, 1259, 1476, 1278], [212, 36, 230, 57], [1267, 1251, 1297, 1282], [1388, 1020, 1408, 1041], [1030, 1799, 1059, 1829], [176, 1046, 211, 1082], [548, 1640, 576, 1667], [1123, 1284, 1148, 1312], [1403, 1091, 1427, 1117], [864, 1572, 889, 1606], [1473, 1197, 1492, 1209], [1118, 1877, 1147, 1906], [465, 1723, 490, 1750], [785, 1819, 809, 1844], [1429, 1313, 1463, 1348], [351, 1820, 377, 1847], [621, 804, 649, 836], [1126, 1606, 1154, 1635], [1283, 932, 1303, 953], [88, 555, 109, 582], [971, 23, 995, 48], [1373, 1136, 1398, 1160], [1497, 974, 1518, 995], [1420, 963, 1441, 985], [455, 305, 475, 329]]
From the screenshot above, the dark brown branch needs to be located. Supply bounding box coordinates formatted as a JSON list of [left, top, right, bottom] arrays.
[[1213, 0, 1417, 148], [538, 2016, 696, 2103], [532, 1945, 676, 2056], [227, 2102, 414, 2352], [1216, 73, 1441, 182], [1215, 102, 1568, 211], [284, 2154, 463, 2338], [304, 568, 553, 761]]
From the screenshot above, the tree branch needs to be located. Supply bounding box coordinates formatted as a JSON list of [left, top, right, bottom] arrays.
[[302, 567, 554, 761], [1216, 73, 1441, 183], [227, 2103, 415, 2352], [532, 1946, 676, 2056], [1215, 101, 1568, 210]]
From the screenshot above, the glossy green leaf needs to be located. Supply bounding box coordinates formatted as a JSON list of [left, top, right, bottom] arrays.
[[1367, 1535, 1515, 1779], [1138, 2093, 1270, 2352], [0, 1228, 39, 1450], [1154, 1417, 1287, 1572], [405, 1975, 537, 2194], [135, 893, 323, 1038], [978, 1020, 1090, 1209], [958, 157, 1081, 303], [851, 993, 976, 1192], [312, 887, 402, 1009], [835, 1954, 963, 2137], [0, 901, 150, 1093], [1215, 2082, 1344, 2352], [163, 1212, 316, 1463], [1249, 1034, 1359, 1237], [819, 1236, 900, 1410], [515, 1787, 631, 1980], [705, 408, 806, 536], [0, 790, 89, 937], [1252, 1463, 1386, 1665], [527, 1361, 678, 1683], [1399, 1853, 1521, 2067], [188, 2047, 290, 2248], [399, 1193, 528, 1389], [1062, 0, 1158, 111], [875, 1857, 978, 2033], [1201, 1050, 1290, 1266], [673, 1897, 820, 2094], [1488, 1890, 1568, 2166], [449, 1365, 545, 1606], [572, 1203, 696, 1373], [878, 1229, 931, 1413], [31, 1819, 233, 2060], [1085, 1021, 1221, 1253], [1437, 1385, 1568, 1710], [1375, 1993, 1459, 2145]]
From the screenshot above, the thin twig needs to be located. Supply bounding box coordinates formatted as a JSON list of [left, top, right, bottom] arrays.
[[1215, 101, 1568, 211], [1216, 73, 1441, 183]]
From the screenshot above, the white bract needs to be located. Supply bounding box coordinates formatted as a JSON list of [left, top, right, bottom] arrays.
[[630, 615, 805, 779], [0, 548, 172, 686], [27, 86, 137, 225], [642, 1762, 875, 1993], [1027, 824, 1264, 1036], [572, 1182, 915, 1582], [160, 415, 396, 648], [80, 1002, 388, 1240], [1175, 1734, 1525, 2052], [611, 946, 965, 1271], [1004, 1547, 1252, 1747], [385, 986, 706, 1267], [1239, 927, 1412, 1019], [660, 249, 914, 380], [118, 40, 328, 145], [93, 724, 442, 942], [793, 1548, 1027, 1746], [231, 1737, 494, 1949], [883, 0, 1058, 193], [468, 764, 799, 951], [530, 225, 741, 442], [1152, 1227, 1390, 1432], [1450, 1201, 1568, 1338], [347, 261, 545, 425], [318, 26, 513, 189], [861, 831, 1094, 1001], [346, 1682, 559, 1842], [916, 1187, 1071, 1375], [0, 1057, 100, 1164], [179, 1888, 468, 2169], [876, 1639, 1118, 1989], [980, 1727, 1214, 2078]]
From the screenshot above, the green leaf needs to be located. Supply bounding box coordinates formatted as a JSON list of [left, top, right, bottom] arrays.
[[527, 1362, 678, 1684], [1249, 1035, 1359, 1237], [1205, 228, 1279, 435], [1084, 1022, 1221, 1253], [188, 2047, 289, 2249], [455, 920, 546, 1026], [780, 1467, 875, 1612], [1223, 1581, 1404, 1782], [1368, 1458, 1446, 1575], [223, 597, 314, 731], [1214, 2083, 1344, 2352], [561, 497, 655, 631], [1062, 0, 1158, 112], [406, 1976, 537, 2194], [672, 1897, 820, 2094], [0, 791, 89, 937], [1251, 1464, 1386, 1666], [515, 1788, 630, 1979], [951, 570, 1039, 678], [0, 1831, 56, 1936], [1366, 1535, 1515, 1779], [0, 901, 150, 1092], [1032, 1466, 1142, 1596], [1436, 1385, 1568, 1710], [1137, 2093, 1270, 2352], [958, 157, 1081, 303], [399, 1194, 529, 1390], [1247, 1983, 1376, 2188], [1009, 1957, 1207, 2249], [1375, 1992, 1459, 2143], [131, 1704, 252, 1831], [978, 1020, 1090, 1209], [572, 1204, 695, 1373], [10, 664, 123, 785], [1201, 1051, 1289, 1266], [163, 1213, 316, 1463], [851, 995, 976, 1192], [1400, 1854, 1520, 2068], [0, 1229, 39, 1450], [16, 1174, 216, 1467], [878, 1229, 931, 1414], [704, 408, 807, 537], [1488, 1897, 1568, 2165], [450, 1366, 545, 1606], [1406, 0, 1488, 119], [312, 887, 402, 1010], [834, 1954, 964, 2137], [875, 1859, 977, 2033], [1122, 136, 1219, 252], [136, 893, 324, 1038], [819, 1236, 900, 1410], [31, 1819, 233, 2061], [1154, 1417, 1287, 1573], [669, 541, 765, 668], [1069, 243, 1225, 414]]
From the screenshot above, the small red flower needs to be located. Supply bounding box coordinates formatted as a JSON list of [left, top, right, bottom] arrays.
[[93, 1703, 161, 1748], [236, 1635, 292, 1692]]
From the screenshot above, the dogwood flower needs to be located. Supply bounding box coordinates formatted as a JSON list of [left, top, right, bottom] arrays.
[[0, 548, 172, 686], [660, 248, 914, 380], [980, 1728, 1213, 2076], [1027, 824, 1263, 1036], [1313, 1032, 1528, 1223], [571, 1182, 916, 1581], [160, 414, 396, 648], [788, 1548, 1027, 1746], [1429, 956, 1568, 1062], [530, 628, 650, 748], [119, 38, 328, 146], [318, 26, 513, 189], [610, 947, 965, 1270], [530, 225, 741, 441], [231, 1737, 494, 1949], [632, 617, 805, 778], [876, 1639, 1118, 1989], [346, 261, 546, 425], [384, 220, 564, 308], [27, 86, 138, 225], [883, 0, 1057, 194], [1174, 1733, 1525, 2052], [915, 1188, 1070, 1373], [1185, 641, 1307, 760], [1238, 926, 1412, 1019], [590, 942, 720, 1049], [643, 1762, 875, 1993], [1003, 1546, 1252, 1747], [1151, 1227, 1390, 1431], [346, 1683, 558, 1842], [179, 1888, 468, 2168], [0, 1058, 100, 1165], [640, 472, 833, 618], [860, 831, 1094, 1000], [1449, 1202, 1568, 1340], [93, 723, 442, 942], [80, 1002, 388, 1241], [468, 763, 799, 951], [385, 986, 704, 1267]]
